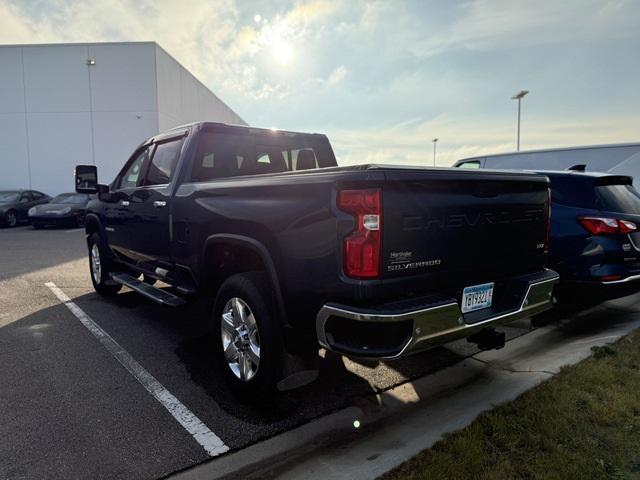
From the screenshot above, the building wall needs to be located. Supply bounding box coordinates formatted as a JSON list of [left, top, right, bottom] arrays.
[[155, 45, 246, 131], [0, 42, 245, 195]]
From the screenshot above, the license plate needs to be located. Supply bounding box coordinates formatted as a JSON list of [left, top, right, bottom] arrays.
[[461, 282, 494, 313]]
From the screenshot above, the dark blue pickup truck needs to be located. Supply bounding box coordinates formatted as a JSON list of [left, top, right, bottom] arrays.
[[75, 122, 558, 397]]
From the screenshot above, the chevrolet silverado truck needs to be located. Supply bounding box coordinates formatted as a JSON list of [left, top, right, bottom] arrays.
[[75, 122, 559, 397]]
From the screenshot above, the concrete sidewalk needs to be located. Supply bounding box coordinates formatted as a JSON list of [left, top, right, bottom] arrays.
[[170, 297, 640, 480]]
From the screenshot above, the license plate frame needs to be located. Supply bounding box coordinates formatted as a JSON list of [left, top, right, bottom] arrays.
[[461, 282, 494, 314]]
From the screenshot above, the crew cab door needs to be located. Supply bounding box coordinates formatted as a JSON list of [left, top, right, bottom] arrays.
[[119, 135, 184, 269], [105, 146, 152, 261]]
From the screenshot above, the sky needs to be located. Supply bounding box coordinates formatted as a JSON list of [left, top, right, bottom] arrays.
[[1, 0, 639, 166]]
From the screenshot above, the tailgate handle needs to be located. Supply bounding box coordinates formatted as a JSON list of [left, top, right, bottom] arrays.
[[474, 183, 499, 198]]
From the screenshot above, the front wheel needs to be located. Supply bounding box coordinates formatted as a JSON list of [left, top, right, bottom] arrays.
[[5, 210, 17, 228], [212, 273, 283, 399], [88, 233, 121, 296]]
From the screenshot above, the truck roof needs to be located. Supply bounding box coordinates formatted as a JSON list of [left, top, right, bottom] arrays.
[[165, 121, 326, 137]]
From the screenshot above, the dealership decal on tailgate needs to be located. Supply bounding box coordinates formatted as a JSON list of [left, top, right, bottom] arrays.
[[461, 282, 494, 313]]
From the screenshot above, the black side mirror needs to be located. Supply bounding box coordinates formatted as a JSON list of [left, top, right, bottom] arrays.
[[75, 165, 99, 193]]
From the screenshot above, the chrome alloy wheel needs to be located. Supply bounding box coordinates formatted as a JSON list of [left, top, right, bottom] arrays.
[[90, 243, 102, 284], [221, 297, 261, 382]]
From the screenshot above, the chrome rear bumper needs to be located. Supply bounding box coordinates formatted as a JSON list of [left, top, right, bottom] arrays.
[[316, 269, 560, 359]]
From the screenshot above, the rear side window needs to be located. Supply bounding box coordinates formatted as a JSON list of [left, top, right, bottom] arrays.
[[191, 133, 251, 181], [145, 139, 183, 186], [596, 184, 640, 213]]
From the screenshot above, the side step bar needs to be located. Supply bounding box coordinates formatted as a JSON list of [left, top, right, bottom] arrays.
[[109, 273, 186, 307]]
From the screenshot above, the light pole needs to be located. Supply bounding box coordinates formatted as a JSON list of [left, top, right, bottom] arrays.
[[511, 90, 528, 151], [432, 138, 438, 166]]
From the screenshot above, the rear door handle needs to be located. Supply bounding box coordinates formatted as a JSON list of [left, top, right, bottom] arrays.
[[153, 200, 167, 208], [121, 200, 130, 207]]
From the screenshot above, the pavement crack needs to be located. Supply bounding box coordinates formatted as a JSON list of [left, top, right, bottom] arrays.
[[469, 356, 557, 376]]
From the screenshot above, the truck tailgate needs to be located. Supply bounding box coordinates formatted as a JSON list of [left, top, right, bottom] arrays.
[[381, 169, 549, 289]]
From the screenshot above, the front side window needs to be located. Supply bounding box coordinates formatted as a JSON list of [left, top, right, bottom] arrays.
[[145, 139, 183, 186], [118, 148, 149, 190], [19, 192, 33, 203]]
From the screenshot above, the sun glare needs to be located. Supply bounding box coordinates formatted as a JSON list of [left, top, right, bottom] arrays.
[[271, 38, 293, 65]]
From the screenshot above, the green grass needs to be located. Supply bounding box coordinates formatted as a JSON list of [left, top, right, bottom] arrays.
[[383, 330, 640, 480]]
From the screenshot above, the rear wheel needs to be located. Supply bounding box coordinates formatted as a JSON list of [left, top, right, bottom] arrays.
[[212, 273, 283, 399], [88, 233, 122, 296], [5, 210, 17, 228]]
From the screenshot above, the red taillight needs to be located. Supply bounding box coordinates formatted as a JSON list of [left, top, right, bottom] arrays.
[[619, 220, 637, 233], [600, 274, 623, 282], [338, 188, 382, 278], [578, 217, 637, 235]]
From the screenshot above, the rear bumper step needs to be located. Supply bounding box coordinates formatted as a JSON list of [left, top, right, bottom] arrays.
[[109, 273, 186, 307], [316, 269, 559, 359]]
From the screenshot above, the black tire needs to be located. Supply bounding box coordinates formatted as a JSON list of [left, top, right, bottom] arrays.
[[5, 210, 18, 228], [212, 272, 283, 399], [88, 232, 122, 296]]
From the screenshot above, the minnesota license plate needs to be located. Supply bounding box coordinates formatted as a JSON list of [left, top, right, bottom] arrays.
[[461, 282, 494, 313]]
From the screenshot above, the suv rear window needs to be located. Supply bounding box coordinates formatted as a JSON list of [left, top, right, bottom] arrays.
[[596, 184, 640, 213]]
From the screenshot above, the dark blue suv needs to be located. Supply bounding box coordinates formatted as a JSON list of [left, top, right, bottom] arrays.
[[540, 170, 640, 304]]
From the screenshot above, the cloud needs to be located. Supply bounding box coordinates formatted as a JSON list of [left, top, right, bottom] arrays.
[[409, 0, 640, 58], [0, 0, 341, 101], [326, 65, 347, 85]]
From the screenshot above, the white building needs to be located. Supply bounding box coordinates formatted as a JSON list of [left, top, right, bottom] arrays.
[[0, 41, 246, 195]]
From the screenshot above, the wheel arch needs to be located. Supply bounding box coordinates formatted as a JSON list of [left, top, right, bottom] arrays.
[[202, 234, 288, 327]]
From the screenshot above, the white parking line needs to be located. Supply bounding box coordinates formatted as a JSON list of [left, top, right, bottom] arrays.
[[45, 282, 229, 457], [65, 228, 84, 233]]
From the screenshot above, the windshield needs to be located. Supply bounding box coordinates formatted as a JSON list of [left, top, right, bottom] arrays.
[[51, 194, 90, 204], [596, 184, 640, 213], [0, 191, 19, 202]]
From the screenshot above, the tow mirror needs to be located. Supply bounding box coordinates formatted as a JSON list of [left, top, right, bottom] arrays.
[[75, 165, 99, 194]]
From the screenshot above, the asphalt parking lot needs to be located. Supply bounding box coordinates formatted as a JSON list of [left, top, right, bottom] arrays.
[[0, 225, 631, 480]]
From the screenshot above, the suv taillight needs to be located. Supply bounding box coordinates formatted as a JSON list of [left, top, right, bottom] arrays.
[[578, 216, 637, 235], [338, 188, 382, 278]]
